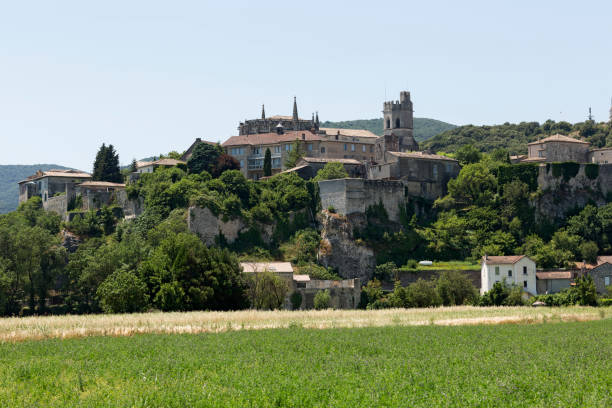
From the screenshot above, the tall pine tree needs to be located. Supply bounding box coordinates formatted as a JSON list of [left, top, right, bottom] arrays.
[[92, 144, 122, 182], [263, 148, 272, 177]]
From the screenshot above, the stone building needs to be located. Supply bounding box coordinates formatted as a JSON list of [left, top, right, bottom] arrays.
[[367, 151, 460, 200], [18, 169, 91, 207], [526, 134, 591, 163], [222, 128, 378, 180], [136, 158, 186, 174], [75, 181, 126, 212], [378, 91, 419, 159], [588, 148, 612, 164], [239, 262, 360, 309], [281, 157, 366, 180], [578, 256, 612, 294], [536, 271, 574, 294], [238, 97, 318, 135]]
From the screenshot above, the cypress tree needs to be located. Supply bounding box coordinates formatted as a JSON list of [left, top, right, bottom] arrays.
[[263, 148, 272, 177], [92, 143, 122, 182]]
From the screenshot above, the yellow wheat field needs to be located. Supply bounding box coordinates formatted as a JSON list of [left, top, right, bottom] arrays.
[[0, 306, 608, 342]]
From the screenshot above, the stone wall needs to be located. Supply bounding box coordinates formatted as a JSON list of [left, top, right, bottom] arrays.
[[116, 190, 144, 218], [589, 264, 612, 295], [318, 178, 405, 221], [43, 195, 67, 217], [535, 163, 612, 221], [188, 206, 248, 246], [294, 278, 361, 309]]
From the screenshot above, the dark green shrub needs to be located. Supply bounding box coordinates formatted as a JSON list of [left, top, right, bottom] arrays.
[[290, 292, 302, 310], [314, 290, 331, 310], [96, 268, 149, 314], [585, 163, 599, 180], [551, 162, 580, 181], [600, 298, 612, 307], [497, 164, 539, 192], [373, 262, 397, 281]]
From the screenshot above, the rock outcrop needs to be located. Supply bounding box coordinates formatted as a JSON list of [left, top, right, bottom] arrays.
[[318, 211, 375, 281]]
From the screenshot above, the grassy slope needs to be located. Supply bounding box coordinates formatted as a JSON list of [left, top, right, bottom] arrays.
[[0, 319, 610, 407], [320, 118, 457, 142], [0, 164, 69, 214]]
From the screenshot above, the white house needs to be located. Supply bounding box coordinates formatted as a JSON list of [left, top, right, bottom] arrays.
[[481, 255, 537, 295]]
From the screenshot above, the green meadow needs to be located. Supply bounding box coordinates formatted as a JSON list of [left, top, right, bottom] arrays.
[[1, 319, 610, 407]]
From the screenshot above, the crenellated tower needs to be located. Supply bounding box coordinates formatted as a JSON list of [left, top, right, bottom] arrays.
[[382, 91, 419, 152]]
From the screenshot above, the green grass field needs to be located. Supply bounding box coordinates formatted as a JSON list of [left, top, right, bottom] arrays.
[[1, 319, 610, 407]]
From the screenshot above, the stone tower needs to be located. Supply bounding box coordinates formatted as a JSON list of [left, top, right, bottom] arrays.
[[382, 91, 419, 152]]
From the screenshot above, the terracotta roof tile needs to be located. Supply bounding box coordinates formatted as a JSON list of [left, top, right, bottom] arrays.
[[19, 169, 92, 183], [222, 131, 323, 147], [319, 128, 379, 138], [527, 134, 590, 145], [240, 262, 294, 274], [77, 181, 126, 188], [298, 157, 362, 165], [483, 255, 527, 264], [536, 271, 573, 280]]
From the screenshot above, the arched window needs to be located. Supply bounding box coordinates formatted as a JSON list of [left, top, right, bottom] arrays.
[[385, 118, 390, 129], [395, 118, 400, 128]]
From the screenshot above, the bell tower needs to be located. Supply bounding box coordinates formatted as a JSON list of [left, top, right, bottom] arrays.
[[382, 91, 419, 151]]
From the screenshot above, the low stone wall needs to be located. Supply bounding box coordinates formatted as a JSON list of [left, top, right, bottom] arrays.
[[43, 195, 67, 217], [116, 190, 144, 218], [188, 207, 247, 246], [294, 278, 361, 309]]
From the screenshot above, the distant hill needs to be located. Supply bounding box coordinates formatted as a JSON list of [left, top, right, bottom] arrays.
[[421, 120, 612, 155], [320, 118, 457, 142], [0, 164, 70, 214]]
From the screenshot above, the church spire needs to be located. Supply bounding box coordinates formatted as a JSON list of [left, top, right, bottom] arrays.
[[292, 96, 298, 122], [261, 104, 265, 120]]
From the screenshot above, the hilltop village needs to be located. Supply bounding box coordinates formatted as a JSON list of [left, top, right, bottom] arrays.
[[9, 92, 612, 313]]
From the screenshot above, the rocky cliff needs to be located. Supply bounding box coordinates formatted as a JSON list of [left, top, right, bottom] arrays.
[[317, 211, 376, 281]]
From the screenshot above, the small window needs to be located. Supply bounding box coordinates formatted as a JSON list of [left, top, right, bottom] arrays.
[[523, 266, 527, 275], [370, 146, 374, 153], [386, 118, 390, 129], [351, 144, 355, 152], [508, 270, 512, 277], [362, 145, 366, 152], [523, 281, 527, 288], [307, 144, 313, 151], [395, 118, 400, 128], [605, 276, 610, 286], [274, 146, 281, 153], [344, 144, 348, 151], [495, 266, 500, 275], [320, 147, 326, 154]]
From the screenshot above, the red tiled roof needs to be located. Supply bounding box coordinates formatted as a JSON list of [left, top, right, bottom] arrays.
[[298, 157, 362, 165], [222, 131, 323, 147], [319, 128, 379, 138], [575, 256, 612, 270], [18, 169, 91, 183], [536, 271, 573, 280], [483, 255, 527, 264], [527, 134, 590, 145]]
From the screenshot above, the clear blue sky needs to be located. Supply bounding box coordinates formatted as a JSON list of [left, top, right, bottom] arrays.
[[1, 0, 611, 171]]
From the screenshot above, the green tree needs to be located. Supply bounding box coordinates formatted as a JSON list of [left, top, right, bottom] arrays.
[[96, 267, 149, 313], [574, 275, 598, 306], [313, 162, 349, 181], [314, 289, 331, 310], [263, 148, 272, 177], [406, 279, 441, 307], [92, 144, 122, 183], [130, 158, 138, 173], [454, 144, 482, 165], [187, 143, 222, 175], [436, 271, 477, 306], [446, 162, 497, 207], [579, 241, 599, 264], [284, 140, 305, 168], [244, 272, 288, 310]]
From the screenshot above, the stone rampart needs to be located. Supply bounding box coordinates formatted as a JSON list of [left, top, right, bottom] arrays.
[[44, 195, 67, 217], [318, 178, 405, 221]]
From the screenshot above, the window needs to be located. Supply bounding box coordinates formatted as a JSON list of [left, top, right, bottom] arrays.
[[395, 118, 400, 128], [386, 118, 390, 129], [495, 266, 499, 275], [605, 276, 610, 286], [523, 266, 527, 275], [285, 144, 292, 151], [523, 281, 527, 288], [362, 145, 366, 152], [508, 270, 512, 277], [252, 147, 260, 155], [231, 147, 245, 155], [350, 144, 355, 151], [239, 160, 245, 168], [274, 146, 281, 153], [344, 144, 348, 151], [370, 146, 374, 153], [433, 165, 438, 178], [320, 147, 326, 154], [307, 144, 313, 151]]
